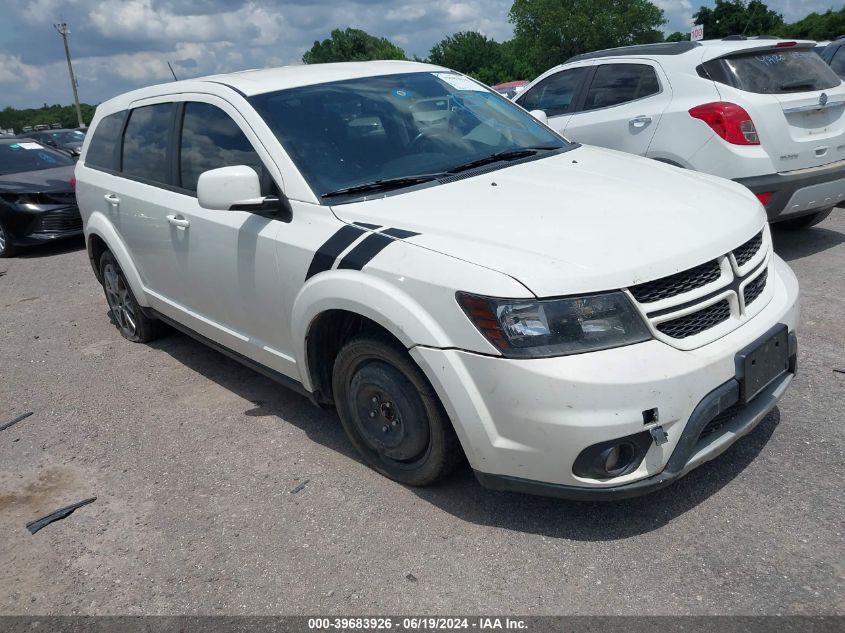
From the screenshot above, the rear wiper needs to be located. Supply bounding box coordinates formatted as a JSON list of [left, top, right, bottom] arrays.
[[780, 80, 817, 91], [321, 173, 446, 199], [446, 146, 560, 175]]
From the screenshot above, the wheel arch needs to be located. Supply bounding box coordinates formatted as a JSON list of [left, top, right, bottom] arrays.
[[292, 271, 454, 398], [85, 211, 149, 307]]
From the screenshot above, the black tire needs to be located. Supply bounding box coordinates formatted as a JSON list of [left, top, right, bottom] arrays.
[[332, 333, 463, 486], [0, 220, 16, 258], [98, 251, 160, 343], [775, 208, 833, 230]]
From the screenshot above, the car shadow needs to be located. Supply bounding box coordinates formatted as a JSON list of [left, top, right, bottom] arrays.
[[148, 327, 781, 541], [16, 235, 85, 258], [771, 222, 844, 262]]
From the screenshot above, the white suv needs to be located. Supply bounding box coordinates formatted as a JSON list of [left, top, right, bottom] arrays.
[[516, 39, 845, 229], [75, 61, 799, 499]]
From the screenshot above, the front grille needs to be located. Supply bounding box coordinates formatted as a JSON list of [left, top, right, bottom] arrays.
[[743, 268, 768, 307], [43, 192, 77, 205], [733, 231, 763, 267], [35, 208, 82, 233], [629, 260, 721, 303], [656, 300, 731, 339], [699, 402, 745, 439]]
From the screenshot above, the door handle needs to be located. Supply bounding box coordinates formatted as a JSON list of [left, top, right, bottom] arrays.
[[104, 193, 120, 205], [629, 115, 652, 128], [166, 215, 190, 229]]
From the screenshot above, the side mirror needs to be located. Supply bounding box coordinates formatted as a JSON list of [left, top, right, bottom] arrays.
[[529, 109, 549, 125], [197, 165, 262, 210]]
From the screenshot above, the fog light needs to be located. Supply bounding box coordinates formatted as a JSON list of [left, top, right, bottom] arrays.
[[573, 431, 653, 480]]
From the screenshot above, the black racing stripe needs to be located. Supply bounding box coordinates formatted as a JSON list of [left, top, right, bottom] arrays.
[[336, 233, 394, 271], [354, 222, 382, 230], [380, 228, 420, 239], [305, 225, 365, 280]]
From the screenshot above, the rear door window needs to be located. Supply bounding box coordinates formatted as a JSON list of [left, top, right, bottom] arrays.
[[86, 111, 126, 171], [517, 67, 589, 116], [703, 49, 841, 94], [122, 103, 175, 184], [179, 102, 265, 193], [582, 64, 661, 111]]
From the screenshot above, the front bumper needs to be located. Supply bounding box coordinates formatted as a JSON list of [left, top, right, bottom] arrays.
[[3, 205, 83, 246], [411, 256, 799, 498], [735, 159, 845, 221]]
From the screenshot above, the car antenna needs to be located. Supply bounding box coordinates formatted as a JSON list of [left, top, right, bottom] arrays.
[[167, 61, 178, 81]]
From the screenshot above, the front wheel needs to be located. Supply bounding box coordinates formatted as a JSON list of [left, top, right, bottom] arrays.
[[332, 334, 463, 486], [0, 220, 16, 258], [99, 251, 160, 343], [775, 208, 833, 230]]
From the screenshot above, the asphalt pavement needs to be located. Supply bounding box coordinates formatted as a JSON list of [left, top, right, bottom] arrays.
[[0, 211, 843, 615]]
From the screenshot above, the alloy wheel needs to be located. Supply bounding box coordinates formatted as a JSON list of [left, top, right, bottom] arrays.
[[103, 263, 137, 338]]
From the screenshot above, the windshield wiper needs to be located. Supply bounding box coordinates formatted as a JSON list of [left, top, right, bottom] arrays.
[[780, 79, 817, 91], [321, 173, 446, 199], [446, 146, 560, 175]]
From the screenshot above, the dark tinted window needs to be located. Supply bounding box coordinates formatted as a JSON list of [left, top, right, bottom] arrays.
[[704, 49, 840, 94], [517, 67, 588, 116], [122, 104, 174, 183], [583, 64, 660, 111], [830, 46, 845, 78], [86, 111, 126, 171], [179, 102, 264, 192], [0, 141, 75, 176]]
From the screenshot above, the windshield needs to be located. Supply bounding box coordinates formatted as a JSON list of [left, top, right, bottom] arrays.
[[705, 48, 841, 94], [250, 71, 570, 199], [0, 142, 75, 175]]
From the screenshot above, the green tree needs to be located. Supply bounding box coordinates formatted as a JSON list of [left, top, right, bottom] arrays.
[[692, 0, 783, 39], [780, 8, 845, 41], [302, 28, 406, 64], [509, 0, 666, 78], [429, 31, 515, 85], [0, 103, 96, 133], [664, 31, 690, 42]]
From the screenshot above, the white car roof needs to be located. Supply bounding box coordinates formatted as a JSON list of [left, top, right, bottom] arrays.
[[98, 60, 448, 111]]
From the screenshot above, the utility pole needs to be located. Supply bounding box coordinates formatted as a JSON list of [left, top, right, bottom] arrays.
[[54, 22, 84, 129]]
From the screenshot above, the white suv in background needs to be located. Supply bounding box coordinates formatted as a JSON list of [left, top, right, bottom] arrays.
[[75, 61, 799, 499], [516, 38, 845, 229]]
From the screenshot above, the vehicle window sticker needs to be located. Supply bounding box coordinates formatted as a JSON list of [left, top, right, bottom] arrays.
[[433, 72, 485, 92]]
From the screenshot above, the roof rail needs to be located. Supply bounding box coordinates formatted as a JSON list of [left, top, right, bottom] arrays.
[[566, 41, 701, 64]]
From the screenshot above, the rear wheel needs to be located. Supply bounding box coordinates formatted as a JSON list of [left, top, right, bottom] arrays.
[[775, 208, 833, 230], [99, 251, 160, 343], [0, 220, 16, 258], [332, 333, 463, 486]]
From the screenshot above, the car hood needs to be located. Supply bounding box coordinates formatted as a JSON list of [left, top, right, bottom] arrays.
[[0, 165, 76, 193], [331, 146, 766, 297]]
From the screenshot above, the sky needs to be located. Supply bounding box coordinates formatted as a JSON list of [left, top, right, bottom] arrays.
[[0, 0, 841, 110]]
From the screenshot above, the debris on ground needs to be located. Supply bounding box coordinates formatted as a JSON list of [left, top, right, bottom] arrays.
[[0, 411, 33, 433], [289, 479, 310, 494], [405, 573, 418, 582], [833, 368, 845, 375], [26, 497, 97, 535]]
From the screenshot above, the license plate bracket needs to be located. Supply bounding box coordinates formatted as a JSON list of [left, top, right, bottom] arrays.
[[736, 325, 790, 404]]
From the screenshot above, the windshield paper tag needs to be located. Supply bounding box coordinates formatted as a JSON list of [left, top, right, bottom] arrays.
[[433, 72, 485, 92], [17, 142, 42, 150]]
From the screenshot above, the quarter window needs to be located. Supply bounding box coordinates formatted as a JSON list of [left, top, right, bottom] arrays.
[[122, 104, 174, 184], [86, 111, 126, 171], [830, 46, 845, 78], [583, 64, 660, 111], [179, 102, 265, 192], [517, 67, 588, 117]]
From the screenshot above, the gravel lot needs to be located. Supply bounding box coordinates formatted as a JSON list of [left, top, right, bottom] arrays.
[[0, 211, 843, 616]]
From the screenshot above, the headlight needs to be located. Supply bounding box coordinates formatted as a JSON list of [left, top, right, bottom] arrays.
[[457, 291, 652, 358]]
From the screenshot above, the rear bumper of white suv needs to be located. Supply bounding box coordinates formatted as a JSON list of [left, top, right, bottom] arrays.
[[736, 158, 845, 221], [411, 256, 799, 500]]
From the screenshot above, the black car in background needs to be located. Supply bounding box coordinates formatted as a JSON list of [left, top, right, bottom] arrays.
[[21, 128, 86, 156], [821, 37, 845, 78], [0, 138, 81, 257]]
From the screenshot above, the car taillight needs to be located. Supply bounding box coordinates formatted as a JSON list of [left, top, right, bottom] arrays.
[[775, 41, 797, 47], [688, 102, 760, 145], [755, 192, 773, 206], [69, 176, 76, 189]]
